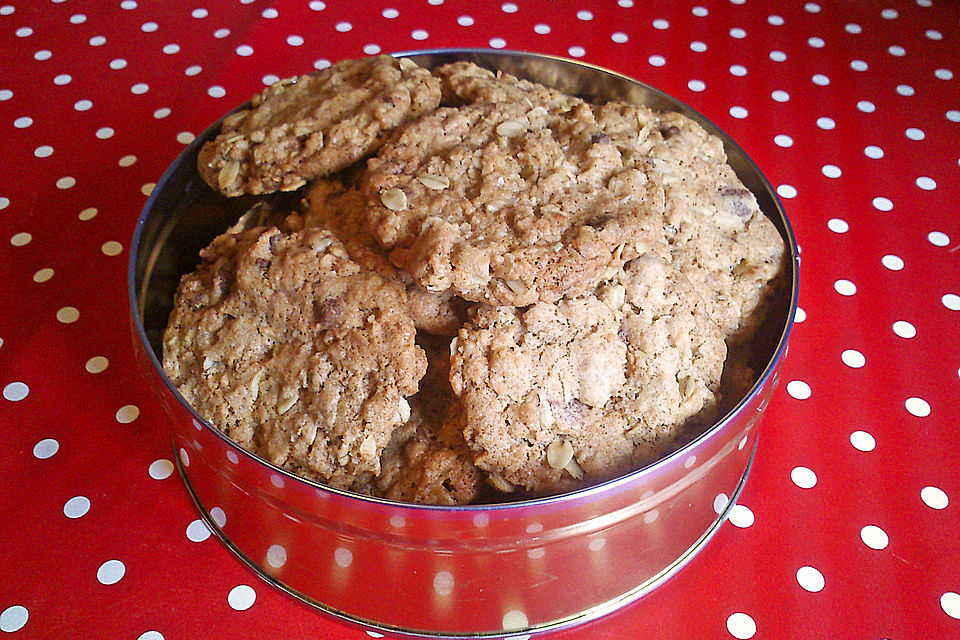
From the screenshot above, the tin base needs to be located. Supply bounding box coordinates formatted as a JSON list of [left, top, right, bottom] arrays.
[[176, 439, 756, 639]]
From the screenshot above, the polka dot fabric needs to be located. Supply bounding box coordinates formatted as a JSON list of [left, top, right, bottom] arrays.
[[0, 1, 957, 638]]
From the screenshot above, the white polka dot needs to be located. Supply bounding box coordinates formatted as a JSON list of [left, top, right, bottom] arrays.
[[728, 504, 754, 528], [857, 100, 876, 113], [713, 493, 729, 514], [0, 198, 8, 210], [228, 585, 256, 611], [236, 44, 253, 56], [860, 525, 888, 550], [502, 2, 518, 13], [850, 430, 876, 451], [54, 74, 72, 85], [0, 5, 14, 16], [120, 0, 137, 8], [618, 0, 632, 5], [141, 21, 158, 32], [334, 547, 353, 568], [787, 380, 811, 400], [382, 8, 398, 18], [261, 74, 280, 86], [729, 27, 746, 39], [905, 127, 925, 141], [827, 218, 848, 233], [873, 196, 893, 211], [33, 268, 54, 283], [34, 145, 54, 158], [881, 8, 898, 18], [64, 495, 90, 519], [89, 35, 106, 46], [85, 356, 109, 373], [226, 450, 239, 464], [796, 566, 824, 592], [270, 474, 284, 488], [186, 519, 211, 542], [15, 26, 32, 37], [589, 537, 606, 551], [938, 69, 956, 81], [0, 89, 11, 100], [433, 571, 454, 595], [791, 466, 817, 489], [808, 36, 825, 48], [845, 22, 862, 34], [864, 145, 884, 159], [213, 28, 229, 38], [690, 41, 706, 52], [888, 45, 905, 56], [286, 34, 303, 46], [893, 320, 916, 338], [941, 593, 960, 619], [116, 404, 140, 423], [33, 438, 59, 459], [80, 207, 98, 220], [149, 459, 174, 480], [141, 183, 155, 196], [4, 382, 31, 402], [905, 397, 931, 417], [266, 544, 287, 568], [812, 73, 830, 86], [210, 507, 226, 527], [821, 164, 841, 178], [729, 106, 748, 119], [729, 64, 747, 77], [0, 606, 28, 633], [726, 612, 756, 639], [192, 8, 207, 18], [577, 9, 594, 20], [774, 134, 793, 147], [502, 610, 528, 631], [841, 349, 865, 368], [162, 43, 179, 54], [927, 231, 950, 247], [648, 55, 666, 67], [772, 90, 790, 102], [365, 633, 384, 639], [490, 37, 506, 49], [611, 32, 628, 43], [533, 23, 550, 34], [851, 59, 868, 71], [335, 21, 352, 32], [568, 46, 586, 58], [921, 486, 948, 510], [457, 15, 474, 26], [816, 117, 835, 130], [97, 559, 126, 585], [943, 293, 960, 311], [895, 84, 914, 96], [693, 6, 708, 16], [805, 1, 821, 11], [96, 127, 114, 139], [208, 85, 226, 98], [110, 58, 128, 69], [916, 176, 936, 190], [34, 49, 51, 61], [74, 99, 93, 111], [776, 184, 797, 199], [261, 7, 277, 18], [362, 44, 380, 55], [653, 18, 669, 29], [118, 155, 137, 167], [313, 59, 330, 70], [688, 79, 705, 92], [309, 1, 325, 10], [881, 255, 904, 271], [768, 14, 783, 25], [10, 232, 31, 246], [834, 279, 856, 296]]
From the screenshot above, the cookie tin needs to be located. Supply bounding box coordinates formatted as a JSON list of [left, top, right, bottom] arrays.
[[129, 49, 799, 637]]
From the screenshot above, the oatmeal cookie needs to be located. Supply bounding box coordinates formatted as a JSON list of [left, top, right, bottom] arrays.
[[433, 61, 582, 112], [295, 179, 468, 336], [198, 55, 441, 197], [449, 254, 726, 493], [595, 103, 786, 340], [361, 101, 668, 305], [162, 225, 427, 488]]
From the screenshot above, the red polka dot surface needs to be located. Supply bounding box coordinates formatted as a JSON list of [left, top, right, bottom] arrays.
[[0, 1, 958, 638]]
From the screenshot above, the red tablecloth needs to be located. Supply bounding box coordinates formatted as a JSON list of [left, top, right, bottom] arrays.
[[2, 0, 958, 638]]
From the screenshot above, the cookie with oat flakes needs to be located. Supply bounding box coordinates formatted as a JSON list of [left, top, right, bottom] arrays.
[[162, 225, 427, 489], [449, 254, 726, 494], [361, 101, 668, 306], [197, 55, 441, 197], [433, 61, 583, 112]]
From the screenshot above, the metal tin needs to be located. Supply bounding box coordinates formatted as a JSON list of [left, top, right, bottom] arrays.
[[128, 50, 799, 638]]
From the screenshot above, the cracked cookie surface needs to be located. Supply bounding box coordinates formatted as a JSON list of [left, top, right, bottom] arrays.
[[162, 225, 427, 489], [198, 55, 440, 197], [361, 101, 668, 305], [449, 254, 726, 493]]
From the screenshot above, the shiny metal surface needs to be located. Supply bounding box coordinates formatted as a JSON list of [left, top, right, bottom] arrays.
[[128, 49, 799, 637]]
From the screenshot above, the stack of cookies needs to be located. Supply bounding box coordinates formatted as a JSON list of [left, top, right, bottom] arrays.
[[162, 56, 785, 504]]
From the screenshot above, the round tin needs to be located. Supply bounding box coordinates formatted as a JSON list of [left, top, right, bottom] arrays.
[[128, 50, 799, 638]]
